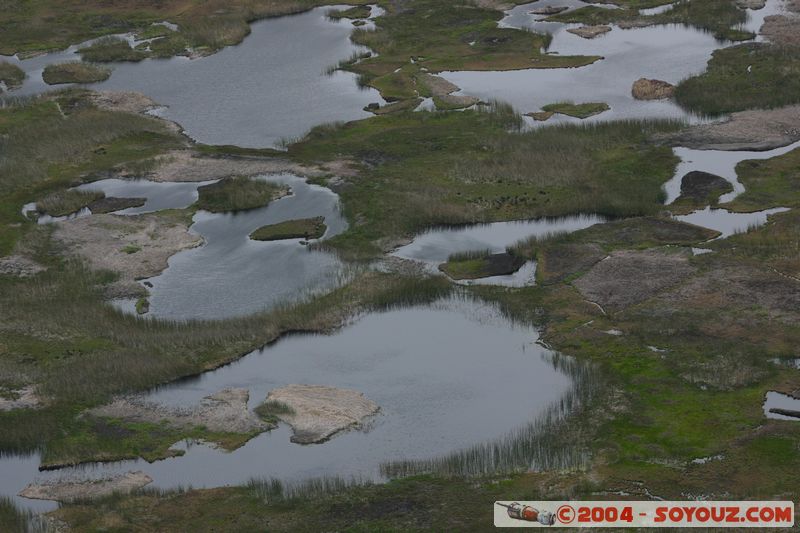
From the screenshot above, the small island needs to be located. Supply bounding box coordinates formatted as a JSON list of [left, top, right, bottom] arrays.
[[250, 216, 327, 241]]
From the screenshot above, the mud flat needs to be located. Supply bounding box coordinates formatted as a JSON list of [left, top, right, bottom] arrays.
[[19, 472, 152, 503], [91, 388, 269, 435], [53, 211, 202, 298], [262, 385, 379, 444]]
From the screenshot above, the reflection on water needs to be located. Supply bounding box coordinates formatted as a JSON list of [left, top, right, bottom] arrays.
[[763, 391, 800, 421], [76, 178, 215, 214], [4, 6, 383, 148], [394, 215, 604, 265], [1, 297, 580, 510], [444, 0, 782, 125], [675, 206, 789, 239]]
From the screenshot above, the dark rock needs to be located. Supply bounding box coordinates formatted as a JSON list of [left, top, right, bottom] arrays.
[[88, 196, 146, 214], [678, 171, 733, 203]]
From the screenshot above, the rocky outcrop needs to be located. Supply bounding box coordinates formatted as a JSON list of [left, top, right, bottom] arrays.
[[656, 105, 800, 151], [631, 78, 675, 100], [88, 196, 146, 214], [263, 384, 379, 444], [567, 25, 612, 39], [20, 471, 152, 502], [574, 249, 697, 312], [677, 171, 733, 203]]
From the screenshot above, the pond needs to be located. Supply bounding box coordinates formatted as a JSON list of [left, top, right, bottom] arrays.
[[1, 296, 584, 511], [129, 173, 350, 320], [4, 6, 383, 149]]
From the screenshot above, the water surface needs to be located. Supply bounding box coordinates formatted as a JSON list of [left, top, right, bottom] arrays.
[[141, 173, 350, 320], [2, 297, 578, 509], [5, 6, 383, 148]]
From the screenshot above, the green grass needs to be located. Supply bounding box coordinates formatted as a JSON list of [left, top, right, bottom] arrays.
[[42, 61, 112, 85], [327, 5, 371, 19], [254, 400, 295, 425], [550, 0, 752, 41], [342, 0, 600, 102], [541, 101, 610, 119], [196, 177, 288, 213], [438, 249, 525, 280], [0, 61, 25, 90], [41, 416, 262, 468], [135, 297, 149, 314], [78, 36, 147, 62], [35, 189, 104, 216], [0, 0, 373, 58], [288, 109, 680, 258], [675, 43, 800, 116], [250, 217, 327, 241]]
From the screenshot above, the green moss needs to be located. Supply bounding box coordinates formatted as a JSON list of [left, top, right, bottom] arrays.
[[675, 43, 800, 116], [196, 177, 288, 213], [135, 297, 149, 315], [42, 61, 112, 85], [250, 217, 327, 241], [541, 101, 610, 119], [41, 417, 261, 468]]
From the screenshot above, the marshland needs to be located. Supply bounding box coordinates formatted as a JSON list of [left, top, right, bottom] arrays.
[[2, 0, 800, 530]]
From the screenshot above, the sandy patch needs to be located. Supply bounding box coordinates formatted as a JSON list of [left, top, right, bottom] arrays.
[[137, 150, 323, 183], [264, 384, 379, 444], [86, 91, 160, 115], [53, 212, 202, 298], [90, 388, 269, 434], [20, 471, 152, 502]]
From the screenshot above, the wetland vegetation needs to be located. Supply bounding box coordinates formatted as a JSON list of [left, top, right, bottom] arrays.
[[41, 62, 112, 85], [195, 177, 288, 213], [2, 0, 800, 529], [250, 216, 327, 241]]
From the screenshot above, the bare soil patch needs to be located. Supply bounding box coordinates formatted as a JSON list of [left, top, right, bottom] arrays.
[[90, 388, 269, 435], [53, 212, 202, 297], [574, 248, 696, 312], [0, 255, 45, 278], [263, 385, 379, 444], [20, 471, 152, 502]]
